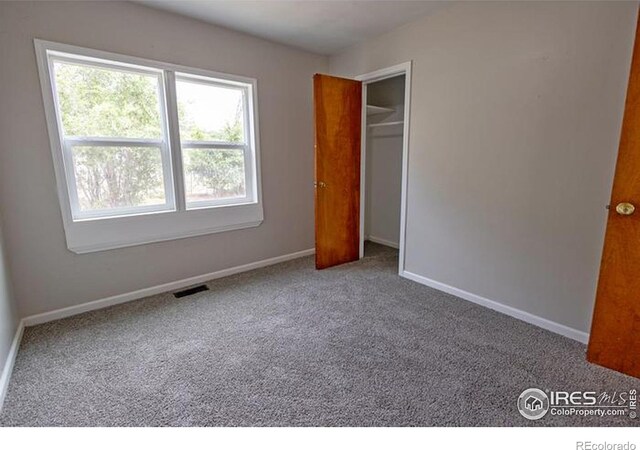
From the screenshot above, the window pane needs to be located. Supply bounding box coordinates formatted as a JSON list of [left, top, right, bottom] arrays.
[[176, 78, 245, 143], [182, 148, 246, 204], [72, 146, 167, 212], [53, 61, 163, 139]]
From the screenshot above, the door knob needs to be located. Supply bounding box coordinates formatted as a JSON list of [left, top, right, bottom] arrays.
[[615, 202, 635, 216], [314, 181, 327, 188]]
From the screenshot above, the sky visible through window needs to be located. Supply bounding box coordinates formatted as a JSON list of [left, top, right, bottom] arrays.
[[176, 78, 245, 143]]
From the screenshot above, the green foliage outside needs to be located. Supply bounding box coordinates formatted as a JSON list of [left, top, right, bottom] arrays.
[[72, 146, 164, 210], [184, 149, 245, 201], [55, 62, 246, 211], [179, 101, 246, 201], [55, 62, 163, 139]]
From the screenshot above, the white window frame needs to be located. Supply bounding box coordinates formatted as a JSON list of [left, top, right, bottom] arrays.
[[175, 72, 257, 210], [35, 39, 263, 253], [51, 55, 176, 221]]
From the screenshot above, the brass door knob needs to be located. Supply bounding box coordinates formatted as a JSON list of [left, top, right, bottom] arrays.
[[616, 202, 636, 216]]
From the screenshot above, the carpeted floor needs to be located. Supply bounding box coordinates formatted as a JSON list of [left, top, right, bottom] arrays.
[[0, 243, 637, 426]]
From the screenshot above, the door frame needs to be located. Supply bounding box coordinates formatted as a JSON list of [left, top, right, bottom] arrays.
[[356, 61, 412, 274]]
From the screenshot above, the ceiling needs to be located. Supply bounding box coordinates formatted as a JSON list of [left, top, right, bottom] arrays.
[[138, 1, 446, 55]]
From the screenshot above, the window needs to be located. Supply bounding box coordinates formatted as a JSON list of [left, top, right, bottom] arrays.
[[52, 58, 173, 220], [35, 40, 262, 253], [175, 74, 253, 208]]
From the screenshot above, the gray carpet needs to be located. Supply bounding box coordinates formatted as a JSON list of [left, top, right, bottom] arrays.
[[1, 243, 637, 426]]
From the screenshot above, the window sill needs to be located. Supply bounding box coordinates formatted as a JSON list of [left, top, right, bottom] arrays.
[[63, 202, 263, 254]]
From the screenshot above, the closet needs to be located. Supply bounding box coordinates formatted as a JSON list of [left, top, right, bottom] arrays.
[[363, 75, 405, 254], [313, 68, 409, 269]]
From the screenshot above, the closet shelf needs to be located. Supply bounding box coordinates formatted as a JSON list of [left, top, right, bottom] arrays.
[[366, 105, 395, 115], [368, 121, 404, 128]]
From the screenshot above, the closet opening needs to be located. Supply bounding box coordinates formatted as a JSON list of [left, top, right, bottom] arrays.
[[357, 63, 411, 274]]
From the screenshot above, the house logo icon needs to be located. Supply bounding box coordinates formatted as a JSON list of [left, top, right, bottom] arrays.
[[525, 396, 543, 411], [518, 388, 549, 420]]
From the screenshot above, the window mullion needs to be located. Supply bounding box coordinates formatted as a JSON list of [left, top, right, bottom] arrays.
[[156, 71, 177, 212], [164, 70, 186, 212]]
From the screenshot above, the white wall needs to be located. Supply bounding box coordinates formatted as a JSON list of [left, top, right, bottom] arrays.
[[331, 1, 638, 333], [365, 76, 405, 247], [0, 1, 327, 317], [0, 221, 19, 386]]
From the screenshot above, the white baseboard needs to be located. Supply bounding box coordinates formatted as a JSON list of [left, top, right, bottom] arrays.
[[366, 236, 399, 249], [0, 319, 24, 413], [23, 248, 315, 327], [401, 270, 589, 344]]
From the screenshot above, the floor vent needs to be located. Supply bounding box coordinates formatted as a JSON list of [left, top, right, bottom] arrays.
[[173, 284, 209, 298]]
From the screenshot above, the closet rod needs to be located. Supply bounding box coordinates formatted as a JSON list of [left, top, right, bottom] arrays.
[[368, 121, 404, 128]]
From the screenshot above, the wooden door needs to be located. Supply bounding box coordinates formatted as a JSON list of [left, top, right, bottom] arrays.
[[587, 12, 640, 377], [313, 74, 362, 269]]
